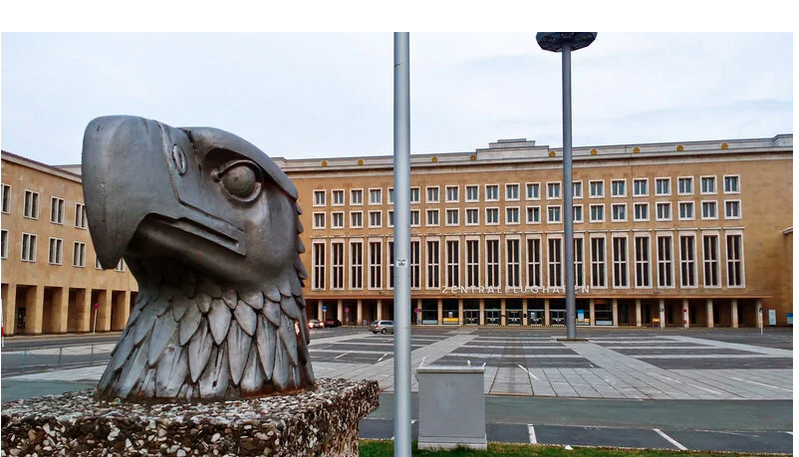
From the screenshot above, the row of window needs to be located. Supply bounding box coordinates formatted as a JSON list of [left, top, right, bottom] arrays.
[[0, 230, 124, 271], [312, 200, 743, 229], [1, 185, 88, 228], [310, 176, 742, 207], [310, 232, 745, 291]]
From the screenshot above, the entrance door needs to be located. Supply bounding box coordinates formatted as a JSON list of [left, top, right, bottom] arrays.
[[550, 310, 566, 326], [528, 309, 544, 326], [464, 310, 479, 325], [485, 310, 500, 325], [507, 310, 522, 326]]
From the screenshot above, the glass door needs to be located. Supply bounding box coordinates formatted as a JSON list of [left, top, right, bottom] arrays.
[[528, 309, 544, 326], [485, 310, 501, 325], [464, 310, 480, 325], [507, 310, 522, 325], [550, 309, 566, 326]]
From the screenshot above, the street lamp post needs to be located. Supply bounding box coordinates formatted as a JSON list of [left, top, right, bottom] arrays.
[[536, 32, 597, 340]]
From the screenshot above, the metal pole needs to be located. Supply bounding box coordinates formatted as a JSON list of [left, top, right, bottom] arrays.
[[393, 31, 412, 457], [562, 43, 576, 340]]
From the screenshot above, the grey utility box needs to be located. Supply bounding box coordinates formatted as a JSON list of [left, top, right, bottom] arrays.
[[417, 365, 487, 450]]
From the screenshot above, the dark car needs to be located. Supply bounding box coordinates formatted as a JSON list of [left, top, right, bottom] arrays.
[[324, 319, 343, 328]]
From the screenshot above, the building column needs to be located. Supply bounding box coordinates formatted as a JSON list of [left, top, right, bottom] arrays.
[[337, 299, 343, 322], [635, 299, 642, 327], [120, 290, 132, 329], [544, 298, 550, 326], [706, 299, 714, 328], [24, 286, 45, 335], [756, 299, 763, 329], [731, 299, 739, 328], [682, 299, 689, 329], [376, 299, 382, 321], [658, 299, 665, 329], [522, 298, 528, 326], [317, 301, 324, 321], [97, 290, 112, 332], [612, 299, 619, 327], [500, 298, 506, 326], [437, 298, 443, 325], [2, 284, 17, 336], [77, 289, 91, 332], [417, 298, 422, 325], [589, 299, 595, 327], [458, 298, 464, 326], [479, 298, 485, 326], [356, 299, 363, 326], [52, 288, 69, 333]]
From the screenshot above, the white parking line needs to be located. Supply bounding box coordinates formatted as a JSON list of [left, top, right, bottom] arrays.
[[654, 429, 687, 450], [517, 364, 540, 381], [731, 377, 793, 392], [377, 353, 389, 362], [334, 351, 351, 360], [528, 424, 537, 444]]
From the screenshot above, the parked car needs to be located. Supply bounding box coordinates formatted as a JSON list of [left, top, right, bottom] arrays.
[[324, 319, 343, 328], [308, 319, 324, 329], [369, 320, 395, 334]]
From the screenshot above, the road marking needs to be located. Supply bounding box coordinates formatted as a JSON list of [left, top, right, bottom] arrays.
[[377, 353, 388, 362], [334, 351, 350, 360], [731, 377, 793, 392], [418, 357, 426, 369], [517, 364, 539, 380], [654, 429, 687, 450], [650, 372, 721, 395], [528, 424, 537, 444]]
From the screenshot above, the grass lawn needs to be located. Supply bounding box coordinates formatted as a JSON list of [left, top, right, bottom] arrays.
[[358, 440, 764, 457]]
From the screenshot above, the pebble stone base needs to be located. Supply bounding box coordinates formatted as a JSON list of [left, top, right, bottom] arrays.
[[1, 378, 379, 457]]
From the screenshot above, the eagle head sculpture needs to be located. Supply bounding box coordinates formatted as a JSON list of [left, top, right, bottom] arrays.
[[82, 115, 314, 401]]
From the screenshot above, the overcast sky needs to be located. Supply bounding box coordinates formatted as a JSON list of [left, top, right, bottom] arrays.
[[1, 32, 793, 165]]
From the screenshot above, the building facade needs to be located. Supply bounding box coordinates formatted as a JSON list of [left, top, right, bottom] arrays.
[[1, 152, 138, 335], [287, 135, 793, 328]]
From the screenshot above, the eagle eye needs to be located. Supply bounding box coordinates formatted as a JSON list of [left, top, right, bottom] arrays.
[[213, 160, 263, 202]]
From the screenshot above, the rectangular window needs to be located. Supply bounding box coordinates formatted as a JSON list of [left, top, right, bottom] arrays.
[[72, 241, 86, 267], [74, 203, 87, 228], [486, 239, 500, 288], [369, 210, 382, 228], [410, 187, 420, 204], [23, 190, 40, 219], [506, 207, 520, 224], [526, 206, 541, 224], [466, 240, 480, 287], [526, 183, 540, 200], [426, 209, 439, 226], [506, 183, 520, 201], [701, 176, 716, 194], [547, 206, 561, 223], [48, 237, 63, 265], [590, 237, 606, 288], [465, 208, 479, 225], [573, 181, 583, 199], [410, 210, 420, 227], [507, 239, 521, 287], [677, 177, 694, 195], [426, 186, 440, 203], [350, 189, 363, 205], [702, 234, 720, 287], [573, 205, 583, 223], [426, 240, 440, 288], [350, 211, 363, 228], [95, 255, 102, 269], [526, 238, 542, 287], [313, 213, 326, 229], [388, 241, 395, 289], [634, 202, 649, 221], [485, 185, 499, 201], [0, 229, 8, 259], [656, 202, 671, 221], [446, 240, 460, 287], [1, 184, 10, 213], [724, 200, 741, 219], [590, 204, 604, 222], [657, 235, 673, 287], [389, 188, 395, 205], [50, 197, 65, 224], [331, 242, 344, 290], [410, 240, 420, 289], [446, 208, 459, 226], [678, 202, 694, 220], [312, 242, 326, 289], [634, 236, 651, 288], [369, 188, 382, 205], [611, 203, 626, 222], [332, 212, 344, 228], [332, 189, 345, 205], [680, 235, 696, 287], [548, 237, 563, 287], [633, 178, 648, 197], [611, 180, 626, 197], [313, 190, 326, 206], [589, 180, 604, 198], [701, 201, 717, 219], [21, 233, 37, 262], [486, 207, 499, 225], [655, 178, 671, 196], [466, 185, 479, 202], [574, 238, 585, 287], [726, 234, 743, 287], [446, 186, 459, 203], [612, 237, 628, 288], [369, 241, 382, 289], [115, 259, 126, 272], [388, 210, 394, 227], [350, 241, 363, 289], [724, 175, 740, 194], [547, 182, 561, 199]]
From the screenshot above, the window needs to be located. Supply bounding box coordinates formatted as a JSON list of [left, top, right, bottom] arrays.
[[21, 233, 37, 262], [446, 240, 460, 287], [466, 240, 480, 287], [1, 229, 8, 259], [312, 242, 326, 289], [634, 236, 651, 288], [369, 241, 382, 289], [369, 210, 382, 228], [656, 202, 671, 221], [633, 178, 648, 197], [486, 239, 500, 288], [74, 203, 87, 228], [526, 183, 540, 200], [548, 237, 563, 287], [612, 237, 628, 288], [573, 181, 583, 199], [526, 238, 542, 287], [611, 203, 626, 222], [332, 189, 345, 205], [426, 209, 439, 226], [507, 239, 521, 288], [388, 188, 395, 205], [611, 180, 626, 197], [1, 184, 10, 213], [547, 206, 561, 223], [466, 185, 479, 202], [506, 184, 520, 201], [388, 210, 394, 227], [331, 242, 344, 290], [23, 190, 40, 219], [350, 211, 363, 228], [446, 209, 459, 226], [350, 189, 363, 205], [590, 204, 604, 222], [388, 241, 395, 289], [701, 201, 717, 219], [95, 256, 102, 269], [724, 175, 740, 194], [506, 207, 520, 224], [50, 197, 65, 224], [313, 190, 326, 206], [724, 200, 741, 219], [655, 178, 670, 196], [726, 234, 744, 287], [332, 212, 344, 228], [72, 241, 86, 267], [485, 185, 499, 201], [369, 189, 382, 205], [702, 234, 719, 287], [574, 238, 585, 287], [573, 205, 583, 223], [486, 207, 499, 225], [526, 206, 541, 224], [656, 235, 673, 287], [410, 240, 420, 289], [589, 180, 604, 198], [410, 210, 420, 227], [446, 186, 459, 203], [679, 235, 696, 287], [590, 237, 606, 288], [677, 177, 693, 195], [426, 240, 440, 288], [313, 213, 325, 229], [547, 182, 561, 199], [634, 202, 649, 221], [410, 187, 420, 204], [701, 176, 716, 194], [48, 238, 63, 265], [465, 208, 479, 225], [678, 202, 694, 220], [426, 186, 440, 203], [350, 241, 363, 289]]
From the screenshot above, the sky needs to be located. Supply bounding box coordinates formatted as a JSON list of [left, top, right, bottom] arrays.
[[0, 32, 793, 166]]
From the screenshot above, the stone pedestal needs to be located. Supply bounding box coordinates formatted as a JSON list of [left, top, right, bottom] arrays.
[[1, 378, 379, 457]]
